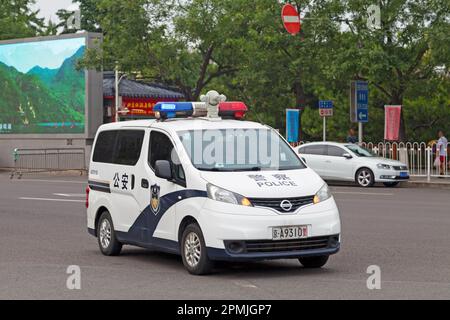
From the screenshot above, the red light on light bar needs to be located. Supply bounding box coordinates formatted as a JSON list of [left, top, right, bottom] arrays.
[[219, 102, 248, 119]]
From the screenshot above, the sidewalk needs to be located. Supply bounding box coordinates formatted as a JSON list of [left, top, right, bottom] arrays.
[[407, 177, 450, 190]]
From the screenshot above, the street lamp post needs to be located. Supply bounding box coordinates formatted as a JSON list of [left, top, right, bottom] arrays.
[[114, 62, 127, 123]]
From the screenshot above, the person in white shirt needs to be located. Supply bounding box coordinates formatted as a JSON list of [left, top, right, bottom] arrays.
[[437, 130, 448, 176]]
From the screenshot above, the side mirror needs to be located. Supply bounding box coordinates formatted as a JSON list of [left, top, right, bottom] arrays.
[[155, 160, 173, 180], [343, 153, 353, 159]]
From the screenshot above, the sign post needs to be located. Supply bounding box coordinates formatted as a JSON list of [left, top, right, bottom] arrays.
[[350, 81, 369, 143], [319, 100, 334, 142]]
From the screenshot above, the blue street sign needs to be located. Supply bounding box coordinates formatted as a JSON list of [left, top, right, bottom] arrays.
[[319, 100, 334, 117], [286, 109, 300, 143], [357, 109, 369, 122], [319, 100, 333, 109], [356, 81, 369, 123]]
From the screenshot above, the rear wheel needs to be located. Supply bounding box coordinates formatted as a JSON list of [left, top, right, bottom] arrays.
[[356, 168, 375, 187], [181, 223, 213, 275], [383, 182, 400, 187], [299, 255, 329, 268], [97, 211, 122, 256]]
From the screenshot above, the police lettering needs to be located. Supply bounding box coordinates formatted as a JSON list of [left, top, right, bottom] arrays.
[[256, 181, 298, 187]]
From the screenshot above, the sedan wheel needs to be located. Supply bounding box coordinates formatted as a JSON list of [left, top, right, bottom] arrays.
[[356, 168, 374, 187]]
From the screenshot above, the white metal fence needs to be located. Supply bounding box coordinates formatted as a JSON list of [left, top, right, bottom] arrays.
[[361, 142, 449, 180], [292, 141, 449, 180], [10, 148, 87, 179]]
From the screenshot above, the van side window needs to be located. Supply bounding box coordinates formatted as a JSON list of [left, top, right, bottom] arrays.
[[149, 131, 186, 183], [149, 131, 174, 169], [115, 130, 145, 166], [93, 130, 144, 166], [93, 131, 118, 164]]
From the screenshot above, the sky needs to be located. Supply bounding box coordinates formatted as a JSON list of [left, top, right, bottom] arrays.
[[32, 0, 78, 23], [0, 37, 85, 73]]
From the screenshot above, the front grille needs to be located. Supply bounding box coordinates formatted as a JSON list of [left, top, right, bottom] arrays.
[[225, 235, 339, 254], [248, 196, 315, 213], [393, 166, 408, 171]]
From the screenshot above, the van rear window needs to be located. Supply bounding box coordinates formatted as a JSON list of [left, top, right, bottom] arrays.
[[93, 131, 117, 164], [115, 130, 145, 165], [93, 130, 145, 166]]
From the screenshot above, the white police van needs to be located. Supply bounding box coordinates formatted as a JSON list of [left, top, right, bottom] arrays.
[[87, 92, 341, 275]]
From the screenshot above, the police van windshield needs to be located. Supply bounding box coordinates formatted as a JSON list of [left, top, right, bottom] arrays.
[[178, 129, 306, 172]]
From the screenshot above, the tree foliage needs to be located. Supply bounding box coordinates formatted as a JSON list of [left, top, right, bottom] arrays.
[[2, 0, 449, 141], [0, 0, 45, 40]]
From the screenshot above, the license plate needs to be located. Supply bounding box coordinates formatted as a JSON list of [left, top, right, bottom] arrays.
[[272, 225, 309, 241], [400, 172, 409, 178]]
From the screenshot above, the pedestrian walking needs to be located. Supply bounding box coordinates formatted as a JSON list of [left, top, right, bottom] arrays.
[[346, 128, 358, 144], [436, 130, 448, 176]]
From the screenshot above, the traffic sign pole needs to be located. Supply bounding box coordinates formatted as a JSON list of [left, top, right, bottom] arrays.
[[359, 122, 363, 144], [323, 117, 327, 142], [350, 81, 369, 144]]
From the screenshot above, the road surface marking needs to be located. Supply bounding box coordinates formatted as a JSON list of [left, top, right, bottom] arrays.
[[19, 197, 84, 203], [53, 193, 85, 198], [233, 280, 259, 289], [12, 179, 86, 184]]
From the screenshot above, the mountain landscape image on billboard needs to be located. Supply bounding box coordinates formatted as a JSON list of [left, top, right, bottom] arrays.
[[0, 37, 86, 134]]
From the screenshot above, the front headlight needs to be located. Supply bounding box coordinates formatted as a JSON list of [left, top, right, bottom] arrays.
[[313, 183, 332, 204], [207, 184, 253, 207], [377, 163, 392, 170]]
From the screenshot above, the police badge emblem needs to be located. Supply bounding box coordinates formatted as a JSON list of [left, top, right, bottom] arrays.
[[150, 184, 161, 215]]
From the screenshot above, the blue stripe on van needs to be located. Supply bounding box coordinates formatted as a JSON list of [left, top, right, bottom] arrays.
[[115, 189, 207, 253]]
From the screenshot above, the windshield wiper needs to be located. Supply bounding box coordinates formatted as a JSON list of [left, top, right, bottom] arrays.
[[197, 167, 223, 172], [231, 166, 262, 172]]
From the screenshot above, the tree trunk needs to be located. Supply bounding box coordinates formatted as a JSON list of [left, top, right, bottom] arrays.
[[193, 45, 214, 101], [293, 81, 306, 141]]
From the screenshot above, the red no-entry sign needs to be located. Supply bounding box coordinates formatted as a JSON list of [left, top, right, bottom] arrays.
[[281, 4, 301, 35]]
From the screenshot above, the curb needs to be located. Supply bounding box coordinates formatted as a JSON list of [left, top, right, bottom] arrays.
[[406, 181, 450, 190]]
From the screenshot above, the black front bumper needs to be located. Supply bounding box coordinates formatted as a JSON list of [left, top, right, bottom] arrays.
[[207, 235, 340, 261]]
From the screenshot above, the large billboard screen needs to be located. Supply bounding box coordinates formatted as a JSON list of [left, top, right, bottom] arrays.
[[0, 37, 86, 134]]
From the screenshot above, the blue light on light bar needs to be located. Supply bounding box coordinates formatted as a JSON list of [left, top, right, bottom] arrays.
[[154, 102, 194, 119]]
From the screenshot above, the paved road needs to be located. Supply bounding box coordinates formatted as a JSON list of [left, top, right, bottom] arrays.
[[1, 173, 449, 300]]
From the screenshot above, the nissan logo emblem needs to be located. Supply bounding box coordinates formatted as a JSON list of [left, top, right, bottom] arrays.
[[280, 200, 293, 212]]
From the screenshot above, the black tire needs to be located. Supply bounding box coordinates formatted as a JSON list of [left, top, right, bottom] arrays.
[[356, 168, 375, 187], [97, 211, 122, 256], [383, 182, 400, 188], [299, 255, 329, 268], [181, 223, 213, 275]]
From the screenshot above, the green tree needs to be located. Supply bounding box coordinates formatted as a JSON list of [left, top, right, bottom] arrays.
[[321, 0, 450, 141], [0, 0, 44, 40], [56, 0, 103, 34], [56, 0, 449, 141]]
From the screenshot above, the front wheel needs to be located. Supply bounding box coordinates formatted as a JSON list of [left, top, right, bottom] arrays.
[[299, 255, 329, 268], [181, 223, 213, 275], [383, 182, 400, 188], [356, 168, 375, 187]]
